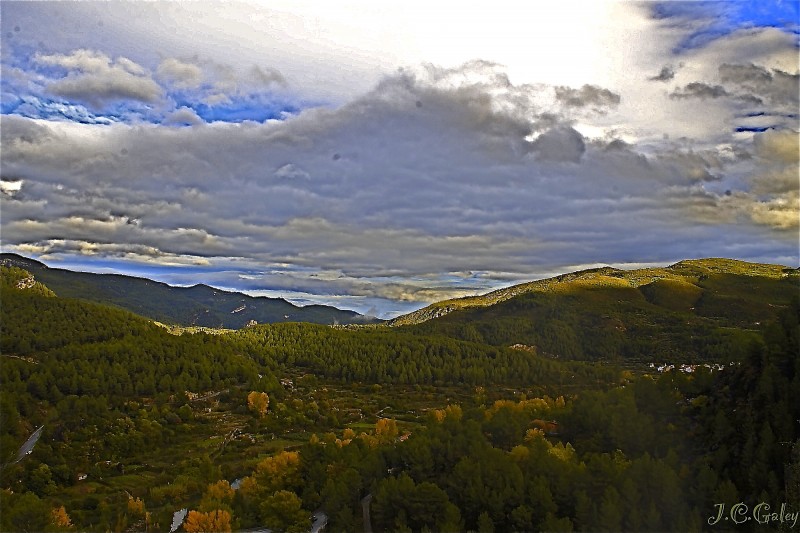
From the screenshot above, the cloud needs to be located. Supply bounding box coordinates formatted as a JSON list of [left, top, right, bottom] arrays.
[[274, 164, 310, 180], [650, 2, 800, 52], [679, 129, 799, 231], [667, 62, 798, 115], [649, 65, 675, 81], [157, 58, 204, 89], [0, 179, 23, 197], [670, 82, 730, 99], [719, 63, 799, 106], [163, 106, 203, 126], [654, 148, 724, 183], [530, 127, 586, 163], [554, 84, 620, 110], [249, 65, 286, 88], [2, 48, 797, 316], [754, 129, 800, 164], [35, 49, 162, 108]]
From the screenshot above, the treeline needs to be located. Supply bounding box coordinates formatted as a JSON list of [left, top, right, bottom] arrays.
[[234, 322, 618, 389]]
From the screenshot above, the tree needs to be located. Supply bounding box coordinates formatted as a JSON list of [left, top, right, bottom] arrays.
[[375, 418, 398, 443], [254, 451, 301, 493], [50, 505, 73, 530], [6, 492, 50, 533], [260, 490, 309, 533], [247, 391, 269, 418], [183, 509, 232, 533], [201, 480, 235, 511], [477, 511, 495, 533], [127, 497, 146, 518], [597, 486, 623, 532]]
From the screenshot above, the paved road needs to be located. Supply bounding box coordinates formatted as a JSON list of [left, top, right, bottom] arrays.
[[13, 425, 43, 463], [311, 511, 328, 533], [361, 494, 373, 533]]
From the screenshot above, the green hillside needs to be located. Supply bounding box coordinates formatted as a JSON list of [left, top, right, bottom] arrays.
[[0, 261, 797, 532], [396, 258, 798, 363], [0, 253, 375, 328]]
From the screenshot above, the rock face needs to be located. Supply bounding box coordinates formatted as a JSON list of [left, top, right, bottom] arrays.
[[16, 276, 35, 290]]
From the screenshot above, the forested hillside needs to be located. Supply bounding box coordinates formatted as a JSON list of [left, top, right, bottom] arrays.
[[0, 263, 797, 532], [398, 259, 798, 364]]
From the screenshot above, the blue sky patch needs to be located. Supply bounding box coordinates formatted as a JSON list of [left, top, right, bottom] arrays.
[[654, 0, 800, 52], [187, 94, 302, 123]]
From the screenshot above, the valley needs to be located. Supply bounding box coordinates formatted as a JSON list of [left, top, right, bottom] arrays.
[[0, 257, 797, 532]]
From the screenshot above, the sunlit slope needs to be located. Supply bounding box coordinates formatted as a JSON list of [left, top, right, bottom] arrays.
[[394, 259, 798, 362]]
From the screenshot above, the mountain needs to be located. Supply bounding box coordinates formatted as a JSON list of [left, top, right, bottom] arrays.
[[392, 258, 799, 362], [0, 253, 377, 328], [2, 257, 797, 532]]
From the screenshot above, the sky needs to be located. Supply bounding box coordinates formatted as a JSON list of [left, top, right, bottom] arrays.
[[1, 1, 798, 319]]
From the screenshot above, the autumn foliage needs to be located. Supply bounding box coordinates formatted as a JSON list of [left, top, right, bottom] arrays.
[[50, 506, 72, 529], [183, 509, 232, 533], [247, 391, 269, 418], [127, 496, 145, 517]]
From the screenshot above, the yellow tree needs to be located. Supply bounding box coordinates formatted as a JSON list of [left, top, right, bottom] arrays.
[[237, 476, 259, 498], [254, 451, 301, 493], [247, 391, 269, 418], [127, 497, 146, 518], [50, 506, 72, 530], [200, 480, 235, 512], [375, 418, 398, 443], [183, 510, 232, 533]]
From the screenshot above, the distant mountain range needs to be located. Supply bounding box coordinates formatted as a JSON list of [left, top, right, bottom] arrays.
[[0, 253, 377, 328], [2, 253, 796, 348]]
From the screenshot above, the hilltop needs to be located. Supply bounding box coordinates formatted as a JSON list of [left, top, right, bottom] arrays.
[[393, 258, 798, 363], [391, 258, 797, 326]]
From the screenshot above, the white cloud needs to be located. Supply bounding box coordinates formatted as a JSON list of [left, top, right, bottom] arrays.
[[163, 106, 203, 126], [34, 49, 162, 108], [274, 164, 310, 180], [157, 58, 203, 89], [0, 179, 23, 197]]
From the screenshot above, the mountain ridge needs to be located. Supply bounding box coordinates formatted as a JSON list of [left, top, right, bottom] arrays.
[[390, 258, 798, 326], [0, 253, 377, 328]]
